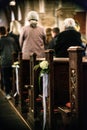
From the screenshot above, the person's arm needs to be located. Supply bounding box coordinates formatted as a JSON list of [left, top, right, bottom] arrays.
[[19, 27, 25, 49]]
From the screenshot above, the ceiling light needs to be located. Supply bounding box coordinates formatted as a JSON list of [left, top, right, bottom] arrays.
[[9, 0, 16, 6]]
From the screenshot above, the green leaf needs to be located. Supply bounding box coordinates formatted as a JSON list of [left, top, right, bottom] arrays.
[[33, 64, 40, 71]]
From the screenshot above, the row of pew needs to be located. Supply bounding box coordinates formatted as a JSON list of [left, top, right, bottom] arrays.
[[1, 46, 87, 130]]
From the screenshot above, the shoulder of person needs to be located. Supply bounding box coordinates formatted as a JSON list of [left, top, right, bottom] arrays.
[[73, 29, 81, 37], [37, 25, 44, 30], [7, 35, 16, 42], [55, 31, 64, 40], [21, 25, 30, 32]]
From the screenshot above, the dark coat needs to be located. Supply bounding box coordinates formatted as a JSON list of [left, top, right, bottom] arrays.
[[55, 29, 85, 57], [48, 35, 58, 49], [48, 35, 58, 56], [0, 35, 18, 67], [8, 32, 21, 52]]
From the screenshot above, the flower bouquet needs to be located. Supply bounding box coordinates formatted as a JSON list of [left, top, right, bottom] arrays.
[[12, 61, 20, 68], [34, 60, 49, 129], [34, 60, 49, 75], [34, 60, 49, 91]]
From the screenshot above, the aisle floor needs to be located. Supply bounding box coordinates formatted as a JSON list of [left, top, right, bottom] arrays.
[[0, 89, 30, 130]]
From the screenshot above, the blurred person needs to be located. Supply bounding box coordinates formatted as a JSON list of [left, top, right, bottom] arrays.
[[19, 11, 46, 60], [48, 27, 60, 56], [0, 26, 18, 99], [45, 27, 52, 49], [75, 21, 87, 55], [8, 20, 21, 57], [55, 18, 85, 57], [74, 20, 80, 32]]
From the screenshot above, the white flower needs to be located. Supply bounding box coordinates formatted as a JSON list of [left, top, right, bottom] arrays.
[[13, 61, 19, 65], [12, 61, 20, 68], [34, 60, 49, 91], [39, 60, 49, 70]]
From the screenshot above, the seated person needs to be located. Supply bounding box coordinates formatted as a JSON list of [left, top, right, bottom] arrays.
[[55, 18, 85, 57], [48, 27, 60, 56]]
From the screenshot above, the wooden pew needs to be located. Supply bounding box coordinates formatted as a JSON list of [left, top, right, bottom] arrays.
[[18, 52, 30, 114], [45, 50, 70, 130], [12, 52, 30, 114], [28, 47, 87, 130], [27, 53, 44, 130], [68, 46, 87, 130], [27, 50, 70, 130], [47, 46, 87, 130], [12, 52, 19, 105]]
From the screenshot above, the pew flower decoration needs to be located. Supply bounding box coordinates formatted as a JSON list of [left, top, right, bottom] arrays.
[[34, 60, 49, 75], [40, 60, 49, 75], [34, 60, 49, 129], [12, 61, 20, 68], [34, 60, 49, 90], [12, 61, 20, 97], [34, 60, 49, 93]]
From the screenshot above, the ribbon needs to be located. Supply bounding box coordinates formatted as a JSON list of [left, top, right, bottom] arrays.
[[41, 73, 48, 130], [12, 64, 20, 97]]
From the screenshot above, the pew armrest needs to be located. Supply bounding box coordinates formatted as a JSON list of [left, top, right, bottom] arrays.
[[58, 106, 71, 115], [25, 84, 32, 89], [58, 106, 71, 125]]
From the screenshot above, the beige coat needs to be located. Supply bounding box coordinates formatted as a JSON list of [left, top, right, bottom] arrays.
[[19, 25, 46, 59]]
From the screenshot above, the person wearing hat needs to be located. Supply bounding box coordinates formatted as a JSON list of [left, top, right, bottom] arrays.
[[19, 11, 46, 60]]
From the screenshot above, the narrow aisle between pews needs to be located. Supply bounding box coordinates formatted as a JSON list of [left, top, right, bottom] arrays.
[[0, 89, 31, 130]]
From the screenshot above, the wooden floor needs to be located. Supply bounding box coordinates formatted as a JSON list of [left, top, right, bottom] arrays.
[[0, 89, 31, 130]]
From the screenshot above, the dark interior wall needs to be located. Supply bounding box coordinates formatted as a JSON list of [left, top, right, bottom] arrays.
[[0, 0, 25, 27], [0, 0, 86, 33], [74, 12, 86, 35], [0, 9, 9, 29]]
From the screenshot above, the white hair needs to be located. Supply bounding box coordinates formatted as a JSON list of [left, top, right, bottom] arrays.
[[64, 18, 75, 28]]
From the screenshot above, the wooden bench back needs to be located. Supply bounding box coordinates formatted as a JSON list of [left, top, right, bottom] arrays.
[[18, 52, 30, 113]]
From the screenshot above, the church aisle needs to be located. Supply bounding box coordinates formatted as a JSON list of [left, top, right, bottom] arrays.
[[0, 89, 30, 130]]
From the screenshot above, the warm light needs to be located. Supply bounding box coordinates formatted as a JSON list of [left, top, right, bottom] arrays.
[[9, 0, 16, 6]]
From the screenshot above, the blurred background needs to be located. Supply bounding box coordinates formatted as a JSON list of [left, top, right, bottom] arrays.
[[0, 0, 87, 37]]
